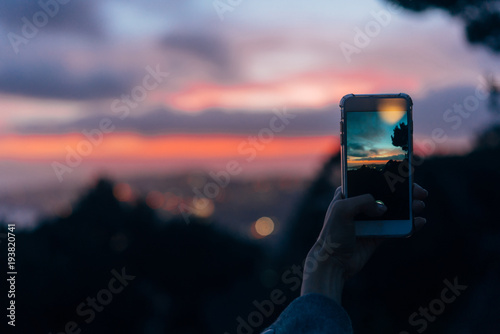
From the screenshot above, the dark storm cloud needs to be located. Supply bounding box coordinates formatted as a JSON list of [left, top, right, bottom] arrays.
[[0, 61, 136, 100], [0, 0, 103, 38], [159, 33, 229, 68], [14, 107, 338, 136], [158, 31, 237, 81], [347, 142, 368, 157], [349, 143, 364, 150], [346, 112, 387, 159]]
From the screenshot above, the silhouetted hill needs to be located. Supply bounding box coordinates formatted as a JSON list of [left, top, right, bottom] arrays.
[[0, 180, 263, 334]]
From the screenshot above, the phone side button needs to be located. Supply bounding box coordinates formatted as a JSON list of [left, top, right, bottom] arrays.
[[340, 122, 343, 145]]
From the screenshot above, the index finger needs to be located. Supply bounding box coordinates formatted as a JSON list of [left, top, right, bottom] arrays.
[[413, 183, 428, 200]]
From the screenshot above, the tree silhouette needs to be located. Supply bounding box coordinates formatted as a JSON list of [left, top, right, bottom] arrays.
[[388, 0, 500, 53], [485, 72, 500, 114], [391, 122, 408, 156]]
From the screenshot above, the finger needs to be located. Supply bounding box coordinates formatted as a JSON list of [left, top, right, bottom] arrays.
[[323, 187, 344, 222], [412, 199, 425, 214], [337, 193, 385, 219], [413, 217, 427, 232], [413, 183, 428, 200], [333, 186, 343, 200]]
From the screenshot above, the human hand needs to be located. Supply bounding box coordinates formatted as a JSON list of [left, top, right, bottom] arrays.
[[300, 183, 428, 304]]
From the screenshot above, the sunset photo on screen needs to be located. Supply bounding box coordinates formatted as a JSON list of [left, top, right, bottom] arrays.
[[346, 109, 410, 220]]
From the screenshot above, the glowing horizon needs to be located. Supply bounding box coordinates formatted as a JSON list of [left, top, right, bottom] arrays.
[[347, 157, 403, 166], [0, 132, 339, 161]]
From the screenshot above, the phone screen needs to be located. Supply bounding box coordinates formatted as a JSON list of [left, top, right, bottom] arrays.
[[345, 102, 411, 220]]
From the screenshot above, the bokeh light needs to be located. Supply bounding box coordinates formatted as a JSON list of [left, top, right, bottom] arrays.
[[191, 198, 215, 219], [251, 216, 275, 238], [146, 191, 164, 209], [113, 183, 134, 202], [163, 192, 180, 212]]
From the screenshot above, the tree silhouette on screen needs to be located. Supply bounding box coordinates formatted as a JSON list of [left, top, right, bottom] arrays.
[[392, 122, 408, 157]]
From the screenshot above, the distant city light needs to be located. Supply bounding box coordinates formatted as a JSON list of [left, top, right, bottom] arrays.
[[113, 183, 133, 202], [191, 198, 215, 218], [163, 192, 180, 212], [252, 216, 275, 238], [146, 191, 164, 209]]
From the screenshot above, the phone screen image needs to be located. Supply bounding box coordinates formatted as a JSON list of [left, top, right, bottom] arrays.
[[345, 106, 410, 221]]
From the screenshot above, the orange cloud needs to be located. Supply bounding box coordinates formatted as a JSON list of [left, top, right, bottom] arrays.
[[150, 69, 419, 112]]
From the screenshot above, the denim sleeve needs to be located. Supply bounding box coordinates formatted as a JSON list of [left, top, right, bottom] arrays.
[[261, 293, 353, 334]]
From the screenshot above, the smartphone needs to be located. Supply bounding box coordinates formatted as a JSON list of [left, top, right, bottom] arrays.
[[340, 93, 413, 237]]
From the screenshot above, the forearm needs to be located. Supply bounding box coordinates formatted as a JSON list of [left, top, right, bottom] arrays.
[[263, 293, 353, 334], [301, 245, 347, 305]]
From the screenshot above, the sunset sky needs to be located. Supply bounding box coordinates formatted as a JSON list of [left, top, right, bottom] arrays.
[[347, 110, 407, 168], [0, 0, 499, 194]]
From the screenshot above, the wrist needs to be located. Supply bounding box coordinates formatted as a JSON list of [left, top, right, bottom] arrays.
[[301, 244, 347, 304]]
